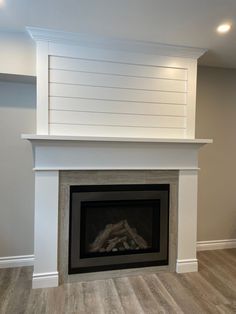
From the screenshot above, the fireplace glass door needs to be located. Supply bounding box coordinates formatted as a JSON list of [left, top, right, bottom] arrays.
[[69, 184, 169, 274]]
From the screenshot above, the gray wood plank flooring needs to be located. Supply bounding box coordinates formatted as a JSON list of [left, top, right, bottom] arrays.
[[0, 249, 235, 314]]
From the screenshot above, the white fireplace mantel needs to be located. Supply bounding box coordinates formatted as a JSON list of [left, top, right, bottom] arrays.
[[23, 134, 212, 288], [22, 134, 211, 171], [22, 134, 212, 143]]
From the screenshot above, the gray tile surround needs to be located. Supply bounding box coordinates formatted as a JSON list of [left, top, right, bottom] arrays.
[[59, 170, 178, 284]]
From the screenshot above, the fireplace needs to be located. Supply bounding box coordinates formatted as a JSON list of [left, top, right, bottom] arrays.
[[23, 27, 211, 288], [22, 137, 211, 289], [69, 184, 169, 274]]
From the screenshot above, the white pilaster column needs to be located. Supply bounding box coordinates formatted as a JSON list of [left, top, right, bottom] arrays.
[[176, 169, 198, 273], [33, 170, 59, 288]]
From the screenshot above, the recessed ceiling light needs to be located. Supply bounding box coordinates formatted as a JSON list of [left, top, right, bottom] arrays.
[[217, 23, 231, 34]]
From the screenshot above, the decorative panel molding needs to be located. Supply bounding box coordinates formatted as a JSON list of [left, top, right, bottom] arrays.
[[27, 27, 206, 139]]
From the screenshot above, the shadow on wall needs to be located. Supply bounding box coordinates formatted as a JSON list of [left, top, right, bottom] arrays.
[[0, 75, 36, 108]]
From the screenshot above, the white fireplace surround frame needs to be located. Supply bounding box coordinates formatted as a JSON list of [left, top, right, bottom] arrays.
[[22, 135, 211, 288], [23, 28, 212, 288]]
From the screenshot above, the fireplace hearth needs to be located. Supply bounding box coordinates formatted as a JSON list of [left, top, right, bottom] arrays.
[[69, 184, 169, 274]]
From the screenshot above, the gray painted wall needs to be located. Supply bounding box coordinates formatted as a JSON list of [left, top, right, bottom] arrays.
[[0, 66, 235, 258], [0, 80, 36, 257], [196, 66, 236, 241], [0, 31, 35, 76]]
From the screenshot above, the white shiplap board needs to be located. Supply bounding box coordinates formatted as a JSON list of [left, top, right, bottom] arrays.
[[49, 69, 186, 92], [49, 97, 186, 117], [49, 124, 186, 138], [49, 111, 186, 128], [48, 54, 189, 138], [49, 83, 186, 104], [50, 56, 188, 81]]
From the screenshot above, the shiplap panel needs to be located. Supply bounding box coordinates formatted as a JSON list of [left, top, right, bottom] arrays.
[[48, 53, 189, 137], [50, 56, 187, 81], [49, 110, 186, 128], [49, 83, 186, 105], [50, 97, 186, 117], [49, 123, 186, 138], [50, 70, 186, 92]]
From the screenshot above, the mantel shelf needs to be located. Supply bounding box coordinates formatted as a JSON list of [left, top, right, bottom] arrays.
[[22, 134, 212, 145]]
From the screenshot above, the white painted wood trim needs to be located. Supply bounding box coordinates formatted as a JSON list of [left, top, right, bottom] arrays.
[[34, 171, 59, 288], [185, 60, 197, 138], [36, 41, 49, 134], [197, 239, 236, 251], [27, 27, 206, 59], [32, 271, 59, 289], [33, 167, 201, 171], [177, 170, 198, 268], [49, 45, 193, 69], [27, 27, 207, 138], [49, 56, 188, 80], [22, 136, 211, 173], [1, 239, 235, 271], [0, 255, 34, 268], [32, 142, 201, 170], [47, 51, 188, 138], [176, 259, 198, 273], [21, 134, 212, 144]]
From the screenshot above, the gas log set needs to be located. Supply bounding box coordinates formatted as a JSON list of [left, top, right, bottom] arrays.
[[89, 220, 149, 253]]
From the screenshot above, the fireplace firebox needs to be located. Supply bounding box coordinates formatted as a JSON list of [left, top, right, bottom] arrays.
[[69, 184, 169, 274]]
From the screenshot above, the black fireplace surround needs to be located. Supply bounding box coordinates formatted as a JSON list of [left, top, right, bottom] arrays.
[[69, 184, 169, 274]]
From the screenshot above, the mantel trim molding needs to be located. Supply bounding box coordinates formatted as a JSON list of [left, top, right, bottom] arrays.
[[22, 134, 211, 171], [26, 26, 207, 59], [22, 134, 212, 144]]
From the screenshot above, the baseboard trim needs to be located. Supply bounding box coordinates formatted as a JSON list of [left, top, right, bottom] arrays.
[[176, 259, 198, 273], [33, 272, 59, 289], [0, 239, 235, 271], [0, 255, 34, 268], [197, 239, 236, 251]]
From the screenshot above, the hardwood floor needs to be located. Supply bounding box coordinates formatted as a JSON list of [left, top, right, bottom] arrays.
[[0, 249, 236, 313]]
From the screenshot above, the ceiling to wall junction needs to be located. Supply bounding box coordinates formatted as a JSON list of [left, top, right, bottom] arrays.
[[0, 0, 236, 68]]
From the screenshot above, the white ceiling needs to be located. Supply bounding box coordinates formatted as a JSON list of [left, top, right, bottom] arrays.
[[0, 0, 236, 68]]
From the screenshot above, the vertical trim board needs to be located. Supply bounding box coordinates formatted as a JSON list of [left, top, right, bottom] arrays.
[[34, 171, 59, 278], [185, 60, 197, 138], [36, 41, 49, 134], [177, 170, 198, 264]]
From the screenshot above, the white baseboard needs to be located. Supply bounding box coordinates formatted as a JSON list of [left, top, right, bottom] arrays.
[[176, 258, 198, 273], [0, 239, 235, 272], [197, 239, 236, 251], [33, 271, 59, 289], [0, 255, 34, 268]]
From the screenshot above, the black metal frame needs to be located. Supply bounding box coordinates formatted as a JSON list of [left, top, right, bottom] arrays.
[[69, 184, 169, 274]]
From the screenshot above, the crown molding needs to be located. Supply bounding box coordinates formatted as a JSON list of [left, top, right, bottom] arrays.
[[26, 26, 207, 59]]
